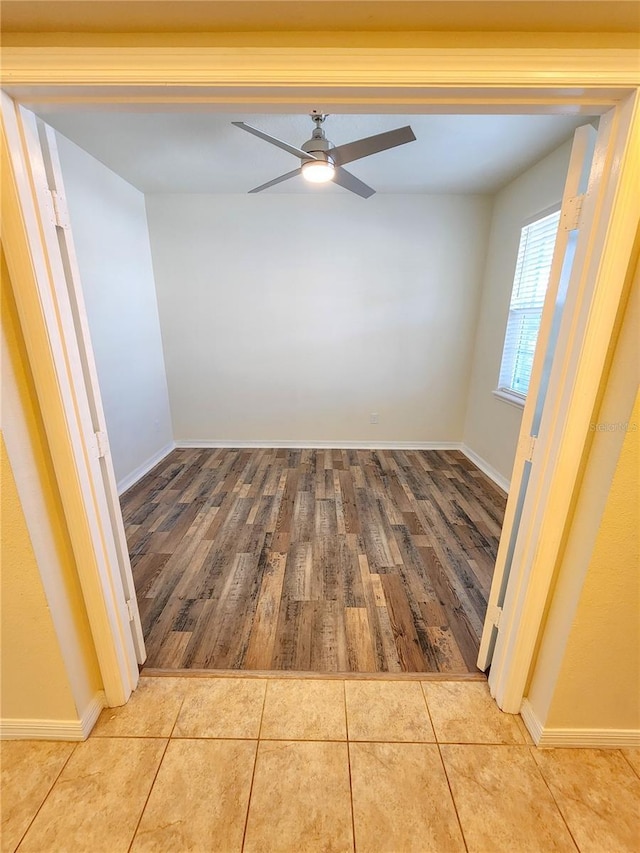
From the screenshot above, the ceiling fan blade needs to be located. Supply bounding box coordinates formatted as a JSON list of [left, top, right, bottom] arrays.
[[232, 121, 318, 161], [332, 167, 375, 199], [248, 167, 301, 193], [329, 126, 416, 167]]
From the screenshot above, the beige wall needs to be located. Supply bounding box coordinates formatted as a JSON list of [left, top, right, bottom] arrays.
[[0, 434, 76, 721], [547, 393, 639, 730], [1, 255, 102, 726], [463, 139, 573, 484], [525, 270, 640, 733]]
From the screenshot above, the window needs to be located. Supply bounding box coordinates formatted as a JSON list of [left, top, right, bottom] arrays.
[[496, 207, 561, 406]]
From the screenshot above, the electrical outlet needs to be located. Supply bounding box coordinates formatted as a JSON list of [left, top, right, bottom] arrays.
[[370, 413, 379, 424]]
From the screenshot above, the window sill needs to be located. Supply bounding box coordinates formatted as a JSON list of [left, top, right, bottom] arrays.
[[493, 388, 526, 410]]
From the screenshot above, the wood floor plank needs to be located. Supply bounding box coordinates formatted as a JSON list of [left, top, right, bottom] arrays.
[[311, 600, 347, 672], [156, 630, 192, 668], [345, 607, 377, 672], [370, 574, 386, 607], [338, 469, 360, 534], [355, 489, 395, 572], [131, 553, 170, 598], [356, 552, 388, 671], [337, 534, 365, 609], [244, 551, 287, 670], [286, 541, 313, 602], [380, 573, 430, 672], [427, 626, 469, 673], [123, 448, 506, 673]]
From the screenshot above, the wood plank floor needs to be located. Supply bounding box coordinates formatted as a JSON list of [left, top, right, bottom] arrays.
[[121, 448, 506, 673]]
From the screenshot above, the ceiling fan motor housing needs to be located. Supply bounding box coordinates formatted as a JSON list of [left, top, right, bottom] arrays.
[[301, 128, 335, 165]]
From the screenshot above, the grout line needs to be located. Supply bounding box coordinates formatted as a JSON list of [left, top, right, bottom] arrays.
[[344, 681, 357, 853], [435, 743, 469, 853], [618, 749, 640, 781], [253, 736, 364, 744], [126, 692, 187, 852], [126, 738, 171, 853], [255, 680, 269, 741], [13, 742, 78, 850], [240, 686, 267, 851], [256, 737, 526, 745], [91, 733, 175, 739], [527, 746, 581, 852], [513, 711, 534, 745], [341, 679, 349, 741], [419, 680, 438, 741], [254, 737, 427, 744], [83, 728, 540, 746], [168, 691, 188, 739]]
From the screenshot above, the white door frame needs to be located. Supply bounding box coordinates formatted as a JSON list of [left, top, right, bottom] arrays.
[[486, 97, 638, 711], [34, 115, 147, 664], [2, 92, 140, 706], [1, 46, 638, 711], [476, 123, 597, 670]]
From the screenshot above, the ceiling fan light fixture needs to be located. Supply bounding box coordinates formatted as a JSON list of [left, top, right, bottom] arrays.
[[302, 159, 335, 184]]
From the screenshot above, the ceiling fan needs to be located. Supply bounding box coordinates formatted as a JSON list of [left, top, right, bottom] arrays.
[[232, 113, 416, 199]]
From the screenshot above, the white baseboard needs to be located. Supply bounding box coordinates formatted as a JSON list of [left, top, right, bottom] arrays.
[[154, 440, 510, 496], [520, 699, 640, 748], [175, 439, 462, 451], [117, 442, 175, 495], [79, 692, 107, 739], [537, 727, 640, 748], [520, 698, 544, 744], [460, 444, 510, 494], [0, 692, 105, 741]]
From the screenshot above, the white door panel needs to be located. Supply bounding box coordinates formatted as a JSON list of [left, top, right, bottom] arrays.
[[477, 124, 597, 671], [29, 109, 147, 665]]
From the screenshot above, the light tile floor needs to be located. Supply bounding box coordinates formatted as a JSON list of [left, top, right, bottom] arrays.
[[2, 676, 639, 853]]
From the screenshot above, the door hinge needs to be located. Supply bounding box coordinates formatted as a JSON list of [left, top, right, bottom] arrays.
[[487, 603, 503, 628], [519, 434, 537, 462], [47, 189, 71, 229], [91, 430, 109, 459], [561, 194, 585, 231], [125, 599, 135, 622]]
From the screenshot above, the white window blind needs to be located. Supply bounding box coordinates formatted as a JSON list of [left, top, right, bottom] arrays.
[[497, 208, 561, 400]]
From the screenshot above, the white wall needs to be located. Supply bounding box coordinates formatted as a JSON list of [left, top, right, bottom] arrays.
[[56, 133, 173, 488], [146, 193, 491, 443], [463, 139, 573, 483]]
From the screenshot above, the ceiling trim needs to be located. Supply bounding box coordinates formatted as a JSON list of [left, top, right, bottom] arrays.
[[2, 1, 639, 35], [2, 46, 638, 110]]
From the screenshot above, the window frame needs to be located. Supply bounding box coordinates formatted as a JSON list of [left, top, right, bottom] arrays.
[[495, 203, 562, 409]]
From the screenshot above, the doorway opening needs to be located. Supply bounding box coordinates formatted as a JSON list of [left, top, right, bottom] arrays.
[[3, 60, 628, 708], [32, 108, 593, 675]]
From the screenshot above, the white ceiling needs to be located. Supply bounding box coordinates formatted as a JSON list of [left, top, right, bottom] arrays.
[[39, 112, 589, 195]]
